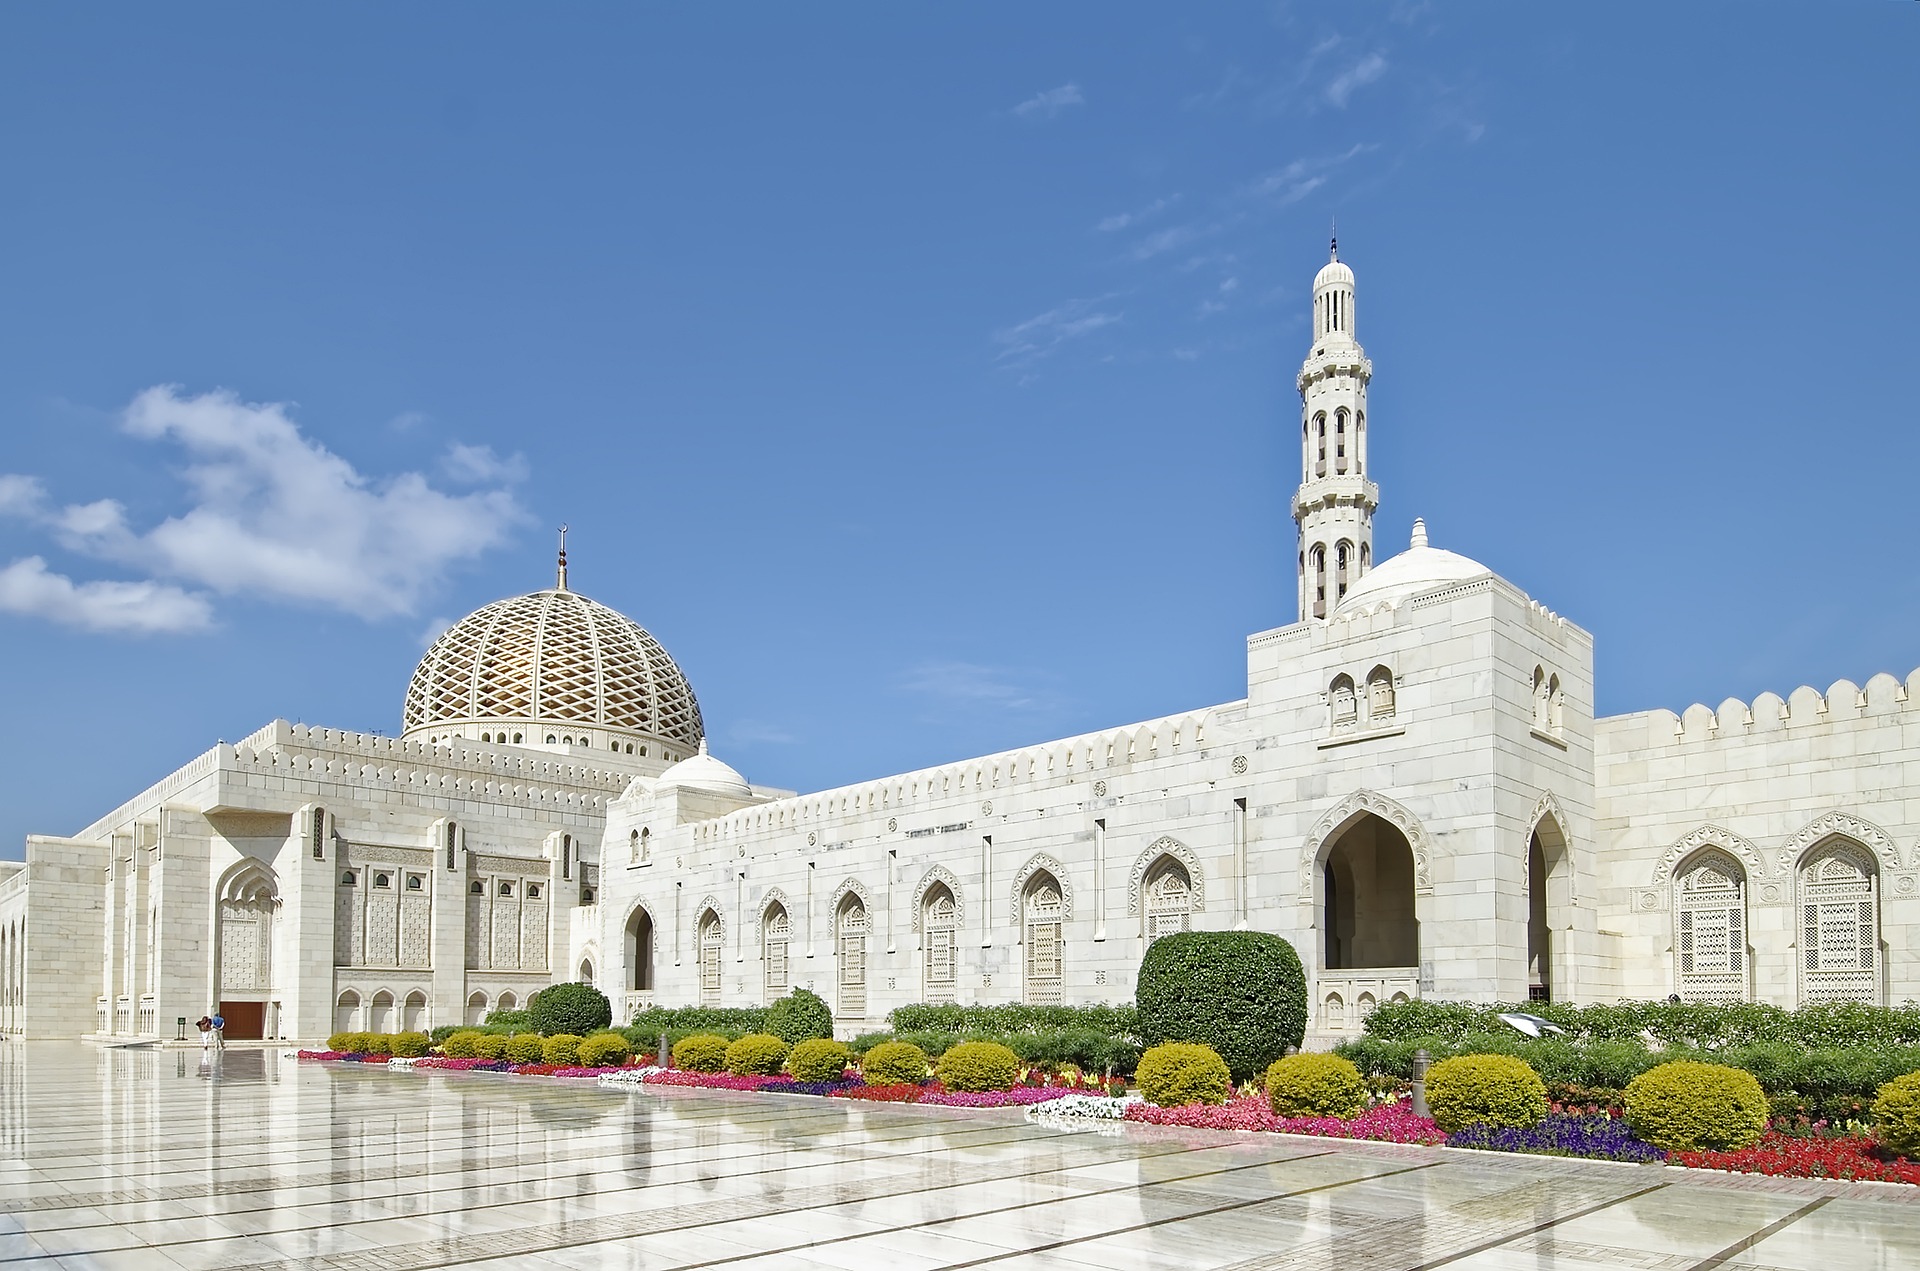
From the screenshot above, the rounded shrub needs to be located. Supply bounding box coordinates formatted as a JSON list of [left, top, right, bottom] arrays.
[[504, 1033, 546, 1064], [1624, 1060, 1768, 1152], [766, 988, 835, 1045], [325, 1031, 359, 1053], [788, 1038, 855, 1082], [862, 1041, 931, 1085], [472, 1033, 510, 1060], [1135, 930, 1308, 1081], [440, 1030, 484, 1058], [935, 1041, 1023, 1092], [361, 1033, 393, 1056], [1265, 1052, 1367, 1119], [529, 981, 613, 1037], [1137, 1042, 1232, 1108], [724, 1033, 790, 1076], [1871, 1072, 1920, 1159], [540, 1033, 584, 1066], [577, 1032, 633, 1068], [673, 1033, 731, 1073], [1425, 1054, 1548, 1134], [389, 1031, 431, 1059]]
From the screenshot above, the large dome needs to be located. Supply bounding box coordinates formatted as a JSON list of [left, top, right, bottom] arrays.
[[1336, 519, 1491, 613], [401, 586, 704, 755]]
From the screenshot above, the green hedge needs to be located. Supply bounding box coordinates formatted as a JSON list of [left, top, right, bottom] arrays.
[[1136, 931, 1307, 1082], [627, 1005, 770, 1045], [889, 1002, 1139, 1038], [483, 1008, 534, 1032], [1358, 998, 1920, 1050], [850, 1028, 1140, 1074]]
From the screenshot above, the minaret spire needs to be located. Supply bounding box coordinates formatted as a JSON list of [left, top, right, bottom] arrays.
[[1293, 243, 1377, 620], [556, 524, 570, 591]]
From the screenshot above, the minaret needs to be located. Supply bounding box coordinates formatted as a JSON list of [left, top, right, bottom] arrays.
[[1294, 237, 1378, 620]]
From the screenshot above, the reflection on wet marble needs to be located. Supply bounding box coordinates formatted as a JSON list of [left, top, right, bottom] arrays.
[[0, 1043, 1914, 1270]]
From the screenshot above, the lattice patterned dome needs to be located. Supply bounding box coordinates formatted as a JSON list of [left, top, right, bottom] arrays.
[[402, 584, 703, 755]]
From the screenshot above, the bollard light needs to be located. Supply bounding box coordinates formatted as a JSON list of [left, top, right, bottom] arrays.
[[176, 1017, 187, 1042], [658, 1033, 670, 1067], [1411, 1047, 1431, 1119]]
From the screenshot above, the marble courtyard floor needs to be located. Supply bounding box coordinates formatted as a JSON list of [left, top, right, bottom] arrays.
[[0, 1044, 1913, 1271]]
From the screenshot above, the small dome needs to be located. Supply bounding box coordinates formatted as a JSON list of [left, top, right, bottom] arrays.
[[1336, 519, 1491, 612], [656, 740, 751, 799], [402, 587, 703, 750], [1314, 258, 1355, 290]]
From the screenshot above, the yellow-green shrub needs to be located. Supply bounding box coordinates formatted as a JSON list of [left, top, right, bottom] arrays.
[[1872, 1072, 1920, 1159], [935, 1041, 1022, 1092], [472, 1033, 510, 1060], [360, 1033, 392, 1056], [1625, 1061, 1768, 1152], [788, 1038, 854, 1082], [389, 1031, 431, 1059], [1265, 1052, 1366, 1119], [540, 1033, 583, 1066], [1425, 1054, 1547, 1134], [673, 1033, 731, 1073], [577, 1032, 633, 1068], [440, 1030, 485, 1058], [1137, 1042, 1232, 1107], [725, 1033, 789, 1075], [504, 1033, 546, 1064], [326, 1031, 363, 1053], [862, 1041, 931, 1085]]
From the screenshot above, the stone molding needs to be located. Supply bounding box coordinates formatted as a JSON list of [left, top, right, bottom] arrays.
[[1125, 837, 1205, 916], [909, 866, 963, 934], [1008, 853, 1073, 924], [1305, 789, 1432, 894], [828, 877, 872, 916]]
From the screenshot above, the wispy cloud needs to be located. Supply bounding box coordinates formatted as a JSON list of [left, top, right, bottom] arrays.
[[992, 296, 1123, 369], [726, 720, 799, 747], [441, 442, 529, 485], [1012, 83, 1084, 119], [0, 556, 212, 634], [1096, 195, 1180, 233], [896, 660, 1049, 711], [0, 386, 528, 634], [1326, 52, 1387, 108], [1247, 145, 1371, 206], [1128, 223, 1209, 261], [418, 615, 454, 648]]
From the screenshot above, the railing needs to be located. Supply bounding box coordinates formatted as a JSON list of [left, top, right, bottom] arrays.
[[623, 991, 654, 1022], [96, 997, 108, 1035], [137, 995, 157, 1036], [113, 995, 133, 1035], [1315, 968, 1418, 1034]]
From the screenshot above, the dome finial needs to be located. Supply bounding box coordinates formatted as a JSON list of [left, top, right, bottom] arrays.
[[555, 524, 569, 591], [1410, 518, 1428, 550], [1330, 217, 1338, 262]]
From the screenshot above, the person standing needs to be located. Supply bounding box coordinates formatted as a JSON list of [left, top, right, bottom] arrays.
[[210, 1011, 226, 1051], [196, 1015, 213, 1050]]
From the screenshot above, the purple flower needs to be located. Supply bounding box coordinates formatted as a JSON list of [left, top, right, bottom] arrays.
[[1446, 1113, 1665, 1164]]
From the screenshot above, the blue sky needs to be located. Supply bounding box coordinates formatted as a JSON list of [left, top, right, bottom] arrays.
[[2, 5, 1915, 858]]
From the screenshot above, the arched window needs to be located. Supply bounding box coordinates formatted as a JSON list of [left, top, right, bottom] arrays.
[[402, 990, 428, 1032], [1532, 667, 1550, 729], [629, 829, 641, 864], [1334, 408, 1349, 473], [369, 990, 394, 1033], [698, 911, 724, 1009], [465, 991, 487, 1026], [1674, 850, 1747, 1003], [1366, 666, 1395, 722], [1315, 413, 1327, 473], [1023, 874, 1065, 1005], [1142, 858, 1193, 941], [561, 835, 572, 881], [763, 903, 791, 997], [837, 896, 869, 1019], [334, 990, 361, 1034], [1329, 674, 1358, 730], [1798, 842, 1881, 1004], [578, 959, 595, 985], [626, 907, 654, 992], [1548, 675, 1564, 733], [1310, 544, 1328, 618], [922, 885, 957, 1003], [1335, 540, 1352, 601]]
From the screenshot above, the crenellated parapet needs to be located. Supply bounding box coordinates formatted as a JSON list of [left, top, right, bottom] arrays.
[[1602, 668, 1920, 749]]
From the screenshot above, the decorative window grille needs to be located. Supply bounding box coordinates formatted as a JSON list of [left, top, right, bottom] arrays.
[[313, 808, 327, 860], [1144, 863, 1192, 942], [699, 913, 724, 1008], [837, 901, 868, 1019], [1674, 850, 1747, 1004], [923, 890, 957, 1003], [1799, 845, 1880, 1005], [763, 906, 790, 997], [1024, 882, 1064, 1005]]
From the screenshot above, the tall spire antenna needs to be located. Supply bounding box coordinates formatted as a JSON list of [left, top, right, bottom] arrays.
[[1330, 217, 1338, 261], [556, 524, 570, 591]]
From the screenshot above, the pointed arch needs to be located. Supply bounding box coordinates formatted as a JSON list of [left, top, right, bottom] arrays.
[[1795, 834, 1883, 1005], [1009, 852, 1074, 924], [755, 887, 792, 944], [1306, 790, 1432, 893], [1126, 837, 1206, 916], [216, 858, 279, 906], [1650, 825, 1767, 888], [828, 877, 872, 917], [910, 866, 964, 933], [1778, 812, 1901, 877]]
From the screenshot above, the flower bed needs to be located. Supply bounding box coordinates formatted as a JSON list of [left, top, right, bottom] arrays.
[[1123, 1095, 1446, 1144], [1675, 1132, 1920, 1183], [920, 1086, 1073, 1108], [1445, 1113, 1665, 1163]]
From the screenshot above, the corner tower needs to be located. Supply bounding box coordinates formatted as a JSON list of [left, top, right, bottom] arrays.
[[1294, 239, 1379, 620]]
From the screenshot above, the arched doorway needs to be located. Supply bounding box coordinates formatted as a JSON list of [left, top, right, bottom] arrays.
[[1527, 812, 1570, 1002], [465, 990, 487, 1026], [625, 906, 655, 994], [836, 895, 868, 1020], [216, 860, 278, 1040], [368, 990, 394, 1034], [698, 910, 724, 1008], [402, 990, 428, 1032], [334, 989, 360, 1034], [1022, 872, 1065, 1005], [1322, 813, 1418, 971]]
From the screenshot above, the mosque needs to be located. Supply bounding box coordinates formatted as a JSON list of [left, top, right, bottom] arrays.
[[3, 246, 1914, 1044]]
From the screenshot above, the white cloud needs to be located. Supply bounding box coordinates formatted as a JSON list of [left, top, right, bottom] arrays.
[[441, 443, 529, 485], [10, 386, 528, 628], [1196, 299, 1227, 319], [0, 556, 213, 635], [1248, 145, 1371, 206], [0, 475, 46, 518], [1012, 83, 1084, 119], [1128, 223, 1204, 261], [726, 720, 798, 747], [418, 615, 454, 648], [1220, 276, 1241, 293], [896, 660, 1045, 710], [1326, 52, 1387, 108], [1096, 195, 1180, 233], [992, 296, 1123, 369]]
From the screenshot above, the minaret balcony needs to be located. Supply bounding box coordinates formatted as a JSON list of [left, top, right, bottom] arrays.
[[1297, 353, 1373, 390], [1293, 475, 1379, 518]]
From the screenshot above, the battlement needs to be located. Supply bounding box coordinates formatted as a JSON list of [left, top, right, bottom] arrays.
[[683, 702, 1240, 845], [1600, 668, 1920, 750]]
